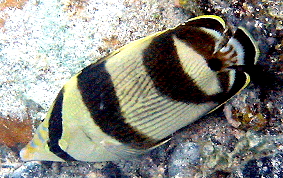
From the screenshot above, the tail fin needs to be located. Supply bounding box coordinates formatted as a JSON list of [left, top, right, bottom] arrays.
[[20, 120, 64, 162]]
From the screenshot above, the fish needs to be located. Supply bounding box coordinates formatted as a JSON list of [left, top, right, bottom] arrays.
[[20, 15, 259, 162]]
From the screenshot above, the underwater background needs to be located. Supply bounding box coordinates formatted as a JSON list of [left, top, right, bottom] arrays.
[[0, 0, 283, 177]]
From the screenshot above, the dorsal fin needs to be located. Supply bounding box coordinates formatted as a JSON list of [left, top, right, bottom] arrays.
[[185, 15, 226, 33]]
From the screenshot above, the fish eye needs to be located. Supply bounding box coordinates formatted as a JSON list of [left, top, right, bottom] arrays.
[[207, 58, 223, 71]]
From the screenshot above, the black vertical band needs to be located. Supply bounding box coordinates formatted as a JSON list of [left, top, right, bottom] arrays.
[[142, 31, 216, 104], [77, 62, 157, 149], [48, 89, 77, 161]]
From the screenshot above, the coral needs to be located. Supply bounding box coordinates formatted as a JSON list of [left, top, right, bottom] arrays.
[[61, 0, 89, 18], [0, 18, 5, 28], [0, 116, 32, 148], [0, 0, 28, 11], [0, 0, 28, 29]]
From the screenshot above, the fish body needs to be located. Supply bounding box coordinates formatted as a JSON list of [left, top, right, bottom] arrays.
[[20, 15, 259, 162]]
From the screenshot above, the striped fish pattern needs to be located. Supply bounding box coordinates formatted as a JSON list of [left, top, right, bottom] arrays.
[[20, 15, 259, 162]]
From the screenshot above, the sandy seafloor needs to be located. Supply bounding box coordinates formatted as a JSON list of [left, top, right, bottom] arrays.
[[0, 0, 283, 177]]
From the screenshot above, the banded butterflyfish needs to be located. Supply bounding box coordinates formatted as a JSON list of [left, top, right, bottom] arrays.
[[20, 15, 259, 162]]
